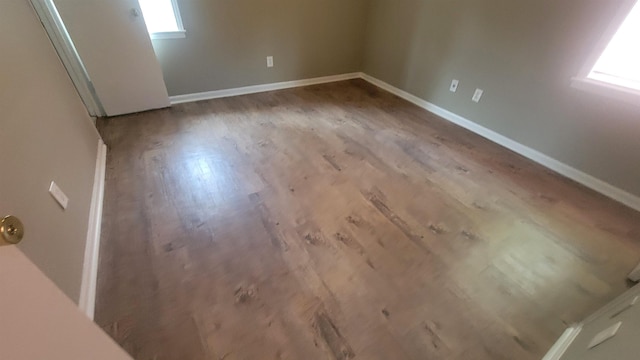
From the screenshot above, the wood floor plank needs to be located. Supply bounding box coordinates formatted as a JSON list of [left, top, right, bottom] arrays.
[[96, 79, 640, 359]]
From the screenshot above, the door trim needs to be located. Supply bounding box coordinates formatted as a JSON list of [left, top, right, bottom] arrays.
[[30, 0, 105, 117], [79, 139, 107, 319]]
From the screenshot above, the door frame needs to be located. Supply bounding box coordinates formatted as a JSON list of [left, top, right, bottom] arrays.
[[29, 0, 106, 117]]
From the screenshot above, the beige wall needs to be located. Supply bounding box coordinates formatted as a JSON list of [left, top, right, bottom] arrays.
[[0, 0, 100, 301], [363, 0, 640, 198], [151, 0, 369, 96]]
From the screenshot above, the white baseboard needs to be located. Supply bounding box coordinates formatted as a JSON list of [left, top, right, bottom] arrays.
[[359, 73, 640, 212], [169, 72, 361, 105], [78, 139, 107, 320], [542, 326, 582, 360], [169, 71, 640, 211]]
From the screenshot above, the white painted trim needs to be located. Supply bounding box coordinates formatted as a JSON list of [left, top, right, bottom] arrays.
[[542, 326, 582, 360], [169, 73, 361, 104], [78, 139, 107, 319], [150, 30, 186, 40], [359, 73, 640, 212], [169, 0, 185, 32], [29, 0, 106, 117]]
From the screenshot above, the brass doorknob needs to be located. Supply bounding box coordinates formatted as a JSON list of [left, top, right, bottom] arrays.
[[1, 215, 24, 246]]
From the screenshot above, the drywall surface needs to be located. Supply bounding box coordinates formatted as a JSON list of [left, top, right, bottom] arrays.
[[151, 0, 369, 96], [0, 0, 100, 301], [363, 0, 640, 199]]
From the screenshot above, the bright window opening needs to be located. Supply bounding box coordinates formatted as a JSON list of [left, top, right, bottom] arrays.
[[589, 1, 640, 91], [572, 1, 640, 104], [138, 0, 185, 39]]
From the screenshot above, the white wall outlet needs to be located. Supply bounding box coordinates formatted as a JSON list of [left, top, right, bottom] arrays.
[[49, 181, 69, 210], [449, 79, 459, 92], [266, 56, 274, 68], [472, 88, 484, 103]]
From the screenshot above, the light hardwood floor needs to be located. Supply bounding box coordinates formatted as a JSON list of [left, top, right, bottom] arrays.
[[96, 79, 640, 360]]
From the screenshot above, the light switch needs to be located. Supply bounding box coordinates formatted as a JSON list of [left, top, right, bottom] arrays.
[[588, 321, 622, 349], [49, 181, 69, 210]]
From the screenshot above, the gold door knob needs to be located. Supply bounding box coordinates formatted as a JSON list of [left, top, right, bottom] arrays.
[[1, 215, 24, 246]]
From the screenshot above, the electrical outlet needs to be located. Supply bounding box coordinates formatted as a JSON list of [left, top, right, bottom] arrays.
[[449, 79, 459, 92], [49, 181, 69, 210], [472, 88, 484, 103], [266, 56, 274, 68]]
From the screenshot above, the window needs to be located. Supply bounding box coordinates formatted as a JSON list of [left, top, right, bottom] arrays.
[[573, 1, 640, 103], [138, 0, 185, 39]]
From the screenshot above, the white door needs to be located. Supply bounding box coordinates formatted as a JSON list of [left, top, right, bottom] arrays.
[[545, 284, 640, 360], [53, 0, 170, 116], [0, 245, 132, 360]]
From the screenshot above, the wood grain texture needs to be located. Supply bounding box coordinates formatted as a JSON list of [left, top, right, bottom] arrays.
[[96, 79, 640, 360]]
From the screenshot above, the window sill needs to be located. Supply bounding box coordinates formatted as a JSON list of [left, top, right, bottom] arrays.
[[571, 77, 640, 106], [150, 30, 186, 40]]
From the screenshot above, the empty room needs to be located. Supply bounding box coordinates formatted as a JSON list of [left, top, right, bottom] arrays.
[[3, 0, 640, 359]]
